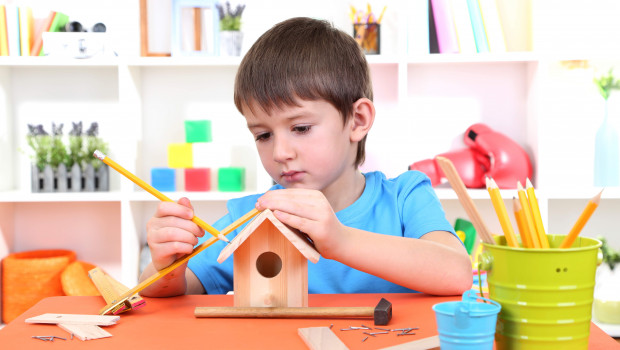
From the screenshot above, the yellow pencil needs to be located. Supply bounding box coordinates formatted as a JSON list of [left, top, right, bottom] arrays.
[[559, 190, 603, 248], [517, 181, 540, 248], [377, 5, 387, 24], [525, 178, 549, 248], [93, 150, 229, 244], [486, 178, 519, 248], [512, 197, 532, 248]]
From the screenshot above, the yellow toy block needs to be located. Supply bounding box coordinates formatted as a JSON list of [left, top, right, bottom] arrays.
[[167, 143, 193, 168]]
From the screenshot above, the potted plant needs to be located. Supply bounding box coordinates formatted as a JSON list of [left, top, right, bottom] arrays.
[[216, 2, 245, 56], [84, 122, 110, 191], [593, 236, 620, 324]]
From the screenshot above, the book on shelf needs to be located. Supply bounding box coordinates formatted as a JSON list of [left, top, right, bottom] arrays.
[[478, 0, 506, 52], [18, 6, 33, 56], [5, 4, 20, 56], [450, 0, 477, 53], [428, 0, 440, 54], [30, 10, 56, 56], [467, 0, 489, 53], [430, 0, 459, 53], [0, 5, 8, 56], [408, 1, 430, 55]]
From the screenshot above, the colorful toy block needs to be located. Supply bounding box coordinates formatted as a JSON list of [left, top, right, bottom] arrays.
[[151, 168, 176, 192], [185, 168, 211, 191], [192, 142, 231, 168], [218, 167, 245, 192], [185, 120, 212, 143], [168, 143, 193, 168]]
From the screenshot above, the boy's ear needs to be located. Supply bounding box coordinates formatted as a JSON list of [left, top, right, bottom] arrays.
[[349, 98, 375, 142]]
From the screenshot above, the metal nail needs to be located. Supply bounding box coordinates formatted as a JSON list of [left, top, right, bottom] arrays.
[[362, 336, 368, 342], [363, 332, 377, 337], [375, 327, 391, 331], [397, 332, 417, 336]]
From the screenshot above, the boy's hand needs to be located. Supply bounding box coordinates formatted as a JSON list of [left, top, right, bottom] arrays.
[[146, 197, 205, 271], [255, 189, 346, 258]]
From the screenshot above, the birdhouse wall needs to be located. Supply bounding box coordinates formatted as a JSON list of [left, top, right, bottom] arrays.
[[233, 220, 308, 307]]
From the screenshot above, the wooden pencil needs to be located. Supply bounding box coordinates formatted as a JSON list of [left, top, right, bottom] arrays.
[[93, 150, 229, 244], [512, 196, 532, 248], [526, 178, 549, 248], [517, 181, 540, 248], [435, 156, 494, 244], [559, 190, 603, 248], [486, 178, 519, 248]]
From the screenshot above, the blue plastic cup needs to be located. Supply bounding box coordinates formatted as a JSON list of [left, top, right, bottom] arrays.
[[433, 290, 501, 350]]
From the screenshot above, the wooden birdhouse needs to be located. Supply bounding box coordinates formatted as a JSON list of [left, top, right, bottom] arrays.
[[217, 209, 320, 308]]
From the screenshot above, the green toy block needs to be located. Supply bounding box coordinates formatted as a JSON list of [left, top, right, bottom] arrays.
[[168, 143, 193, 168], [454, 218, 477, 254], [218, 167, 245, 192], [185, 120, 212, 143]]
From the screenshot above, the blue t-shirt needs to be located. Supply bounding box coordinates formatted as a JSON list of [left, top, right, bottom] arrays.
[[188, 170, 456, 294]]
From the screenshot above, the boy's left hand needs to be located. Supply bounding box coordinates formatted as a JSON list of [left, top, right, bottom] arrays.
[[255, 189, 346, 258]]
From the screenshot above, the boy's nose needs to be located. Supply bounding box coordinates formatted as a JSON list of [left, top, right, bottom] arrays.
[[272, 136, 294, 162]]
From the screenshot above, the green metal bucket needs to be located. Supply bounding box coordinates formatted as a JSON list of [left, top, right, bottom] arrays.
[[479, 234, 601, 349]]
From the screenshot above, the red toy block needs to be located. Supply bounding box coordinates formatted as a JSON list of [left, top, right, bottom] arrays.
[[184, 168, 210, 191]]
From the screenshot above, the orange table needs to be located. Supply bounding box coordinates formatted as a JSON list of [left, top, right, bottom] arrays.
[[0, 293, 618, 349]]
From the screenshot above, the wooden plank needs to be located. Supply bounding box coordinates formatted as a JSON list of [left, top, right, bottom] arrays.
[[379, 335, 440, 350], [298, 327, 349, 350], [58, 323, 113, 341], [25, 313, 119, 326]]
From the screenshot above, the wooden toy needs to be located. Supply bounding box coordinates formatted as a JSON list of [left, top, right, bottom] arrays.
[[167, 143, 193, 168], [184, 168, 210, 191], [184, 120, 212, 143], [217, 209, 320, 307], [150, 167, 175, 192], [218, 166, 244, 191]]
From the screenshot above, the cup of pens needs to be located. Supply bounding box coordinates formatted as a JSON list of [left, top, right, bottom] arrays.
[[353, 22, 380, 54], [478, 235, 601, 349]]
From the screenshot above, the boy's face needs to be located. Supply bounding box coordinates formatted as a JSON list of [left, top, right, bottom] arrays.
[[244, 99, 357, 192]]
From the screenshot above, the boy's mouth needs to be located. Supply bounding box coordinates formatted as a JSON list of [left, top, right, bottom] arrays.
[[280, 170, 304, 183]]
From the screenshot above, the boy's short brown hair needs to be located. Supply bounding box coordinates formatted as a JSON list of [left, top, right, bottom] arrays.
[[234, 17, 373, 167]]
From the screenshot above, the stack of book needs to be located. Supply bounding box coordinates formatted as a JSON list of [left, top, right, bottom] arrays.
[[0, 5, 69, 57]]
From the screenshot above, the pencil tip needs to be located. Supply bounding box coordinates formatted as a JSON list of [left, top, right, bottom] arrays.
[[526, 178, 533, 188], [517, 181, 523, 190]]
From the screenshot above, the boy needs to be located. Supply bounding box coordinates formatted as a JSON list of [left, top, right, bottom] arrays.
[[140, 17, 472, 297]]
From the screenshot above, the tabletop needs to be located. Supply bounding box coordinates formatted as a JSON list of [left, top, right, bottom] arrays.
[[0, 293, 618, 349]]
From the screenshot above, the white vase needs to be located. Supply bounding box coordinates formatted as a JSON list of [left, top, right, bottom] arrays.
[[219, 31, 243, 56], [593, 264, 620, 324]]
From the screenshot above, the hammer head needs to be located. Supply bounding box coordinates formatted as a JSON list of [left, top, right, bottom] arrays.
[[374, 298, 392, 325]]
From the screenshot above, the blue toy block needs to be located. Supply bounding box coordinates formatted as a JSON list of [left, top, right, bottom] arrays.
[[151, 167, 176, 192]]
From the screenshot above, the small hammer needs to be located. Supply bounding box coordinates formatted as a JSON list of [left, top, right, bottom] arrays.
[[195, 298, 392, 325]]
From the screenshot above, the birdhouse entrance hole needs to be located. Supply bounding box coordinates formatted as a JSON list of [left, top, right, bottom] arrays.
[[256, 251, 282, 278]]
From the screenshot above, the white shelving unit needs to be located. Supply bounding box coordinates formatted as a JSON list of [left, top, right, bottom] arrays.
[[1, 1, 620, 297]]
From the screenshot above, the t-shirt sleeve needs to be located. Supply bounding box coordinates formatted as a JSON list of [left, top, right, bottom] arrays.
[[400, 171, 456, 239]]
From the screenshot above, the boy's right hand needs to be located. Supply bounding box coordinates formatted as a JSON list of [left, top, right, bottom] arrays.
[[146, 197, 205, 271]]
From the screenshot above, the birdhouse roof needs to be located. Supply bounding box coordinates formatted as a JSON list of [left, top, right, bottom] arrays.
[[217, 209, 320, 264]]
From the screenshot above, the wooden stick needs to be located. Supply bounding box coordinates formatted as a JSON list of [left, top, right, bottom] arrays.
[[93, 150, 229, 244], [98, 208, 261, 315], [435, 157, 494, 244], [195, 306, 375, 318], [559, 189, 603, 248], [298, 327, 349, 350]]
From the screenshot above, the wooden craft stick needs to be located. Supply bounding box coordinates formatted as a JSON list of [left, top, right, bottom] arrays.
[[298, 327, 349, 350], [512, 197, 532, 248], [435, 157, 494, 244], [58, 323, 112, 341], [517, 181, 540, 248], [99, 208, 261, 315], [89, 267, 145, 315], [559, 189, 603, 248], [379, 335, 440, 350], [525, 178, 549, 248], [487, 178, 519, 248], [93, 150, 229, 244], [26, 313, 119, 326]]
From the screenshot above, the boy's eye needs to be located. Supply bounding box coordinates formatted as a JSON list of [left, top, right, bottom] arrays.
[[293, 125, 311, 134], [255, 132, 271, 142]]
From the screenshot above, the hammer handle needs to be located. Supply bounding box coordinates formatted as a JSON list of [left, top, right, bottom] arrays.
[[195, 306, 374, 318]]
